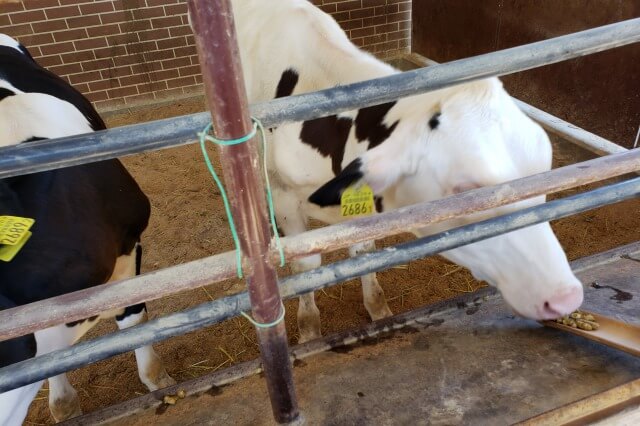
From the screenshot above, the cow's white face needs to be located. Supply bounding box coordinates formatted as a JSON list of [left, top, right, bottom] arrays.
[[310, 78, 583, 320]]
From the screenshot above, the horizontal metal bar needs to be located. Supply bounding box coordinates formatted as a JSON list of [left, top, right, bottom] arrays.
[[1, 148, 639, 341], [0, 19, 638, 178], [404, 52, 627, 156], [513, 100, 627, 156], [1, 177, 639, 393]]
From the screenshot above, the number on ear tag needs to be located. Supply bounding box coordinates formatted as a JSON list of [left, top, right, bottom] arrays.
[[0, 231, 32, 262], [0, 216, 35, 245], [340, 184, 375, 217]]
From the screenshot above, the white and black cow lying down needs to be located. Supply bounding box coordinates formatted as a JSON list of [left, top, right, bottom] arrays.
[[0, 34, 174, 425], [216, 0, 584, 342]]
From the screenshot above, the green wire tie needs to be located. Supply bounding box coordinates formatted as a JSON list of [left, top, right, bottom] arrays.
[[198, 117, 286, 279], [240, 302, 286, 329]]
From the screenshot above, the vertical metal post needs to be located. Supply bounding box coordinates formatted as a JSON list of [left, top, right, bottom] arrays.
[[187, 0, 299, 423]]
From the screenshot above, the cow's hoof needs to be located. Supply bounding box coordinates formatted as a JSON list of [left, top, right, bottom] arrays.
[[50, 396, 82, 423]]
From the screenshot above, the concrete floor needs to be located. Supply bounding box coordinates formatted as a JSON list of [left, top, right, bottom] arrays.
[[68, 243, 640, 426]]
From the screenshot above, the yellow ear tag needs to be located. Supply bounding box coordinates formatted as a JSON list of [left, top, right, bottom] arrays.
[[0, 216, 35, 262], [340, 184, 375, 217], [0, 231, 32, 262]]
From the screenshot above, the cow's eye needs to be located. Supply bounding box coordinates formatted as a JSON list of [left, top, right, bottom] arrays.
[[428, 112, 441, 130]]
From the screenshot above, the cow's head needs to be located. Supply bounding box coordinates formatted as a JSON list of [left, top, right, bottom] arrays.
[[309, 78, 583, 320]]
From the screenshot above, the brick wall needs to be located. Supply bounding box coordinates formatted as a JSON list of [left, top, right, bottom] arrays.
[[0, 0, 411, 111]]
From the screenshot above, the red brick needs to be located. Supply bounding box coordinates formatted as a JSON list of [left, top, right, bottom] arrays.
[[146, 0, 178, 6], [74, 37, 108, 51], [154, 87, 184, 99], [37, 55, 63, 67], [107, 33, 139, 47], [157, 36, 186, 50], [16, 33, 54, 46], [86, 90, 109, 102], [161, 56, 190, 70], [362, 15, 386, 27], [337, 0, 361, 12], [93, 45, 127, 59], [130, 61, 163, 73], [138, 80, 167, 93], [350, 26, 374, 38], [332, 11, 350, 22], [399, 2, 411, 12], [66, 15, 101, 29], [109, 85, 139, 98], [100, 10, 133, 24], [163, 3, 187, 15], [10, 9, 46, 24], [373, 40, 399, 53], [125, 40, 157, 55], [53, 28, 88, 42], [0, 15, 10, 26], [398, 20, 410, 31], [178, 64, 201, 77], [119, 73, 151, 87], [61, 50, 96, 63], [362, 0, 386, 6], [352, 37, 365, 47], [69, 71, 102, 84], [87, 23, 120, 38], [138, 28, 170, 40], [341, 19, 363, 30], [28, 46, 43, 57], [319, 4, 337, 13], [151, 15, 182, 28], [169, 25, 192, 37], [194, 74, 203, 84], [0, 2, 24, 13], [113, 54, 139, 67], [375, 23, 399, 34], [120, 19, 152, 32], [82, 58, 114, 71], [386, 11, 410, 22], [166, 75, 195, 89], [48, 63, 82, 75], [174, 44, 197, 58], [26, 0, 61, 9], [79, 1, 114, 15], [133, 6, 164, 19], [398, 38, 410, 49], [4, 24, 33, 37], [101, 65, 132, 79], [350, 7, 374, 19], [363, 34, 386, 45], [45, 5, 81, 19], [32, 19, 68, 33], [387, 30, 407, 41], [90, 79, 117, 91], [72, 82, 89, 93]]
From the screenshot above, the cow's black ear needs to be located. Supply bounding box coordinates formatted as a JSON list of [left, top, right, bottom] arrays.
[[308, 158, 363, 206]]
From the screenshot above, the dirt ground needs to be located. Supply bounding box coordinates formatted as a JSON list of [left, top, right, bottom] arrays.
[[25, 97, 640, 425]]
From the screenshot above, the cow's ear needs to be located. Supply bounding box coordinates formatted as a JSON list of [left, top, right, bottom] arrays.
[[308, 158, 363, 206]]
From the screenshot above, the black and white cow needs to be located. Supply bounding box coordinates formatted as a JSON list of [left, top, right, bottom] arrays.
[[212, 0, 584, 342], [0, 34, 174, 425]]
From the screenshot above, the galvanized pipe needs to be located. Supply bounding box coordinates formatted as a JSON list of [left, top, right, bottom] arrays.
[[0, 19, 638, 178], [1, 177, 639, 393], [187, 0, 298, 422], [1, 148, 640, 341]]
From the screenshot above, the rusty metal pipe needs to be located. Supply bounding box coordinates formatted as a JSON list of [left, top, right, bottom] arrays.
[[0, 149, 639, 342], [186, 0, 298, 422]]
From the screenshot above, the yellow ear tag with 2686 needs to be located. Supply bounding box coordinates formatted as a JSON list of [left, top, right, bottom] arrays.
[[340, 184, 375, 217], [0, 216, 35, 262]]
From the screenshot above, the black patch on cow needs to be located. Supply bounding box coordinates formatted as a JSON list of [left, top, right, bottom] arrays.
[[374, 196, 383, 213], [66, 315, 99, 328], [0, 87, 14, 102], [308, 158, 363, 206], [354, 101, 398, 149], [300, 115, 353, 175], [17, 44, 36, 62], [428, 112, 441, 130], [274, 68, 299, 98], [136, 244, 142, 275], [0, 46, 106, 131], [115, 303, 147, 322]]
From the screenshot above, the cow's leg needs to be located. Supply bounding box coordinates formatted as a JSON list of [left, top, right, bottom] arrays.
[[273, 189, 322, 343], [349, 241, 393, 321], [34, 324, 88, 422], [112, 244, 175, 391], [115, 305, 175, 390]]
